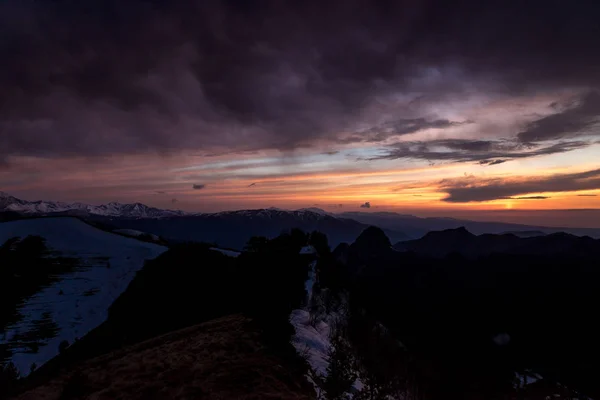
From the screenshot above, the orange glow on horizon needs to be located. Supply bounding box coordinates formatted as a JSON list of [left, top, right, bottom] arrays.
[[1, 153, 598, 216]]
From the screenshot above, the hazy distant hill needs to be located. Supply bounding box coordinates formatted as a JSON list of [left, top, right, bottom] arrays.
[[338, 211, 600, 239], [91, 209, 410, 250], [393, 227, 600, 258]]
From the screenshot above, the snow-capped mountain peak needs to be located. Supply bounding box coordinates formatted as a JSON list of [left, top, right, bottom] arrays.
[[0, 193, 186, 219], [205, 207, 334, 222], [296, 207, 332, 216], [2, 193, 339, 221]]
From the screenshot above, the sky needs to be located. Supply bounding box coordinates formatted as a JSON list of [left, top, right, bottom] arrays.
[[0, 0, 599, 226]]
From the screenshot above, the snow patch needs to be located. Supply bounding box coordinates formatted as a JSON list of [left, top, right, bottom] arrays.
[[290, 309, 363, 396], [113, 229, 160, 241], [297, 208, 332, 216], [0, 217, 167, 374], [209, 247, 241, 258], [291, 258, 331, 379], [290, 257, 363, 398], [514, 371, 541, 387], [290, 309, 331, 377], [300, 245, 317, 255], [304, 260, 317, 305]]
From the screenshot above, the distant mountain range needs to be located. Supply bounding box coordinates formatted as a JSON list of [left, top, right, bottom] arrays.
[[336, 210, 600, 239], [393, 227, 600, 258], [2, 193, 599, 248], [0, 192, 186, 219], [0, 193, 410, 248], [88, 209, 411, 250]]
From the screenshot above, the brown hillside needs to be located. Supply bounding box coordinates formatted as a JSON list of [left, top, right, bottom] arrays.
[[12, 315, 314, 400]]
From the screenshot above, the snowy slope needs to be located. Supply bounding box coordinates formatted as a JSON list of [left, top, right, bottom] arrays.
[[290, 259, 363, 396], [208, 247, 241, 257], [297, 207, 333, 216], [290, 259, 331, 379], [290, 309, 331, 377], [0, 217, 167, 374], [300, 245, 317, 255], [113, 228, 160, 241]]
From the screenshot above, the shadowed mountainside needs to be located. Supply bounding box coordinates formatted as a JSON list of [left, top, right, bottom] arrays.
[[89, 210, 410, 249], [329, 226, 600, 399]]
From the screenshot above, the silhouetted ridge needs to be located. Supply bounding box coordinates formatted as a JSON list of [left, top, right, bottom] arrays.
[[394, 227, 600, 259], [421, 226, 475, 240], [332, 242, 350, 264], [352, 226, 392, 255], [501, 230, 546, 238], [345, 227, 393, 273]]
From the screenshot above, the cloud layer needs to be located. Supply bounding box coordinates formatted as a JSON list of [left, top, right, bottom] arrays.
[[440, 169, 600, 202], [371, 140, 590, 165], [518, 91, 600, 142], [341, 119, 471, 144], [1, 0, 600, 217], [1, 0, 600, 160]]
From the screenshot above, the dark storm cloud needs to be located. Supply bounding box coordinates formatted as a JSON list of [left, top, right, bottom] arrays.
[[192, 184, 206, 190], [341, 119, 470, 143], [360, 202, 371, 208], [440, 168, 600, 202], [500, 196, 550, 200], [517, 91, 600, 142], [1, 0, 600, 158], [479, 159, 508, 166], [370, 139, 588, 165]]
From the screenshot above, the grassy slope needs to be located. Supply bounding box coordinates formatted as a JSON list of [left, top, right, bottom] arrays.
[[13, 315, 314, 400]]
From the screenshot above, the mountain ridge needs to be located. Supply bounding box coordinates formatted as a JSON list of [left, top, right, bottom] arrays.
[[338, 210, 600, 239], [3, 192, 599, 239], [393, 226, 600, 258], [0, 193, 412, 249], [0, 192, 185, 219]]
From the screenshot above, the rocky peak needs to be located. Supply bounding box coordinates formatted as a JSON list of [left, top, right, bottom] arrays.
[[352, 226, 392, 255]]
